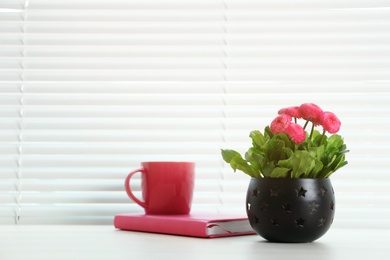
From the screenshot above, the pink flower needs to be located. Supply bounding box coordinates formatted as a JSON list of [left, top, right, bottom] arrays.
[[278, 106, 302, 119], [270, 114, 292, 134], [321, 111, 341, 134], [285, 123, 306, 144], [299, 103, 324, 125]]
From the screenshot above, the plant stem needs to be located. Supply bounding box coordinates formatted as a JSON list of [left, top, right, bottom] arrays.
[[320, 129, 326, 145], [309, 122, 315, 140], [303, 120, 309, 130]]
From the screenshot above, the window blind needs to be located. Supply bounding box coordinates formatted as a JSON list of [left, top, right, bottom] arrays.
[[0, 0, 389, 227]]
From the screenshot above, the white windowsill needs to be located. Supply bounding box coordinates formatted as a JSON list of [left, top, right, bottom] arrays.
[[0, 225, 389, 259]]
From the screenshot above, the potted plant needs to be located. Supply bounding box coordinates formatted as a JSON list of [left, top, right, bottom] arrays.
[[221, 103, 348, 243]]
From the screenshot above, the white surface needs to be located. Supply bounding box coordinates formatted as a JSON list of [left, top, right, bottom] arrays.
[[0, 225, 389, 260]]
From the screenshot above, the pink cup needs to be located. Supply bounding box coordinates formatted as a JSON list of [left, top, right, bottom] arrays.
[[125, 162, 195, 214]]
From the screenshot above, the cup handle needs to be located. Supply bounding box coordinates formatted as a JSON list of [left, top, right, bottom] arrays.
[[125, 168, 147, 209]]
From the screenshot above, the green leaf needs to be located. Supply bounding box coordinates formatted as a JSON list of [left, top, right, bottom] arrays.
[[245, 147, 263, 160], [309, 145, 325, 159], [245, 148, 263, 176], [264, 126, 274, 139], [249, 130, 266, 148], [278, 150, 315, 178], [329, 154, 346, 171], [265, 138, 286, 162], [282, 147, 294, 158], [309, 159, 324, 178], [261, 161, 275, 177], [277, 132, 294, 150], [221, 149, 258, 177], [221, 149, 241, 163], [270, 167, 291, 178], [311, 130, 324, 145]]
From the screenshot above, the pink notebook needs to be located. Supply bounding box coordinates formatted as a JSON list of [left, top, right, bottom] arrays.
[[114, 213, 256, 238]]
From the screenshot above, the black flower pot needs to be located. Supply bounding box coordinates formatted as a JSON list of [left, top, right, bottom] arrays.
[[246, 178, 335, 243]]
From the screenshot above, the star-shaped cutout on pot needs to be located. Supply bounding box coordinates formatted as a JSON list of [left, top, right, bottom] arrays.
[[321, 186, 328, 196], [254, 216, 259, 224], [271, 219, 280, 227], [319, 217, 326, 227], [295, 217, 305, 227], [270, 187, 281, 197], [309, 201, 319, 214], [282, 203, 292, 213], [259, 202, 269, 211], [296, 187, 307, 197], [330, 200, 335, 210], [252, 187, 259, 197]]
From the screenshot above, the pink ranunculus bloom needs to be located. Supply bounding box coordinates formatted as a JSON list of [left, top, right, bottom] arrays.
[[285, 123, 306, 144], [299, 103, 324, 125], [270, 114, 292, 134], [278, 106, 302, 119], [321, 111, 341, 134]]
